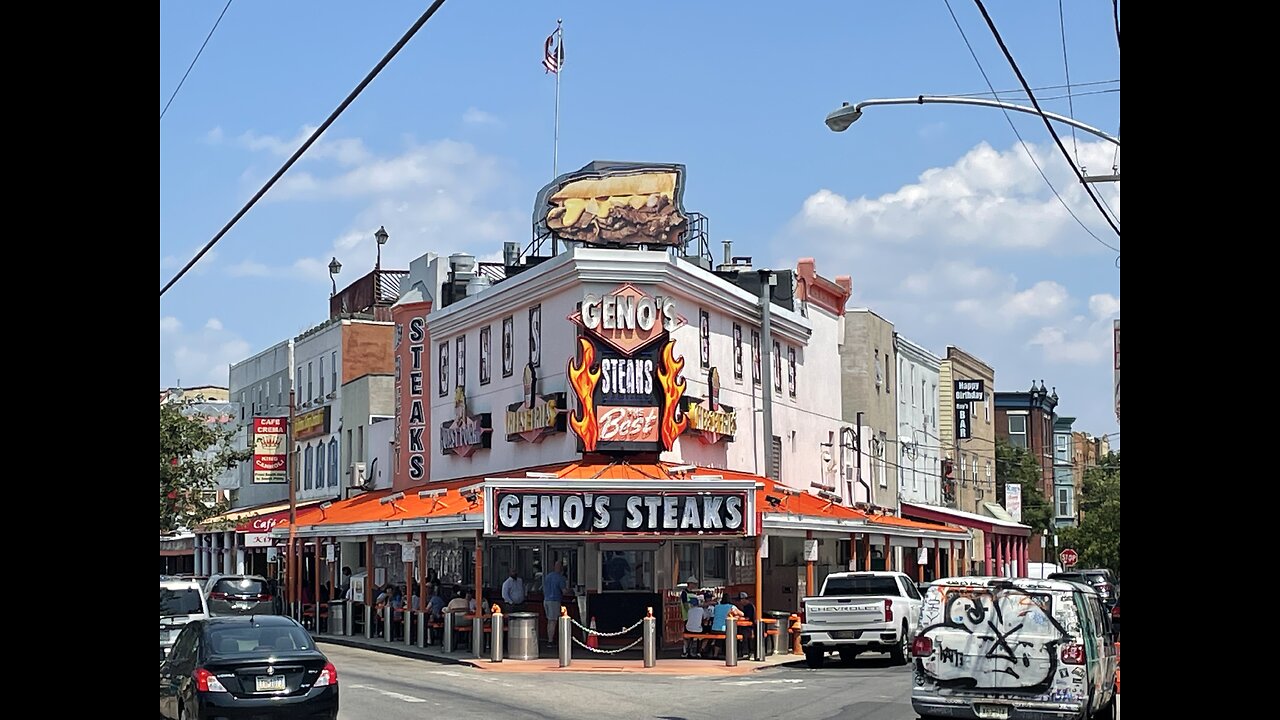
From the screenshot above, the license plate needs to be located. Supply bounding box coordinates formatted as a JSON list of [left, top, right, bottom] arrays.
[[256, 675, 286, 692], [974, 704, 1010, 720], [830, 630, 857, 639], [233, 602, 252, 610]]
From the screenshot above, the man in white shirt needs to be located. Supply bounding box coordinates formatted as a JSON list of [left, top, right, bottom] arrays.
[[683, 596, 706, 658], [501, 568, 526, 613]]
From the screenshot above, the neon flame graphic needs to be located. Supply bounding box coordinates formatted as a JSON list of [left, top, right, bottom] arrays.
[[567, 337, 602, 451], [657, 339, 689, 450]]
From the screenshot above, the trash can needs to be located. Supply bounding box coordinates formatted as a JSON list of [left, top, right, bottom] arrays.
[[507, 612, 539, 660], [767, 611, 791, 655], [329, 602, 345, 636]]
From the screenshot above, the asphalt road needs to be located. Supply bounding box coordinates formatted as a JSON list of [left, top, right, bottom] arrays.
[[332, 644, 921, 720]]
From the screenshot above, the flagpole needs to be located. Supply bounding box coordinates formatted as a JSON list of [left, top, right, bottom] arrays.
[[552, 18, 562, 256]]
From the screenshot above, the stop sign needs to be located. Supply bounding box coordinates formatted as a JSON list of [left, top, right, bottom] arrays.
[[1060, 548, 1079, 567]]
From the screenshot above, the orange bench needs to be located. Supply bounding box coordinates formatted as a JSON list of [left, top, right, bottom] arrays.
[[683, 632, 744, 642]]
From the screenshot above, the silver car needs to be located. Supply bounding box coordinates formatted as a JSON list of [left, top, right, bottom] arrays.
[[206, 574, 277, 616], [160, 579, 210, 660]]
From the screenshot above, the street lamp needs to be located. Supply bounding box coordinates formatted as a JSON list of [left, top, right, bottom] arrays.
[[328, 257, 342, 296], [825, 96, 1121, 148], [374, 226, 389, 271]]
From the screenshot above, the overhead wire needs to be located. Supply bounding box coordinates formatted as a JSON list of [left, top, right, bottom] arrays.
[[943, 78, 1118, 99], [941, 0, 1119, 255], [970, 0, 1121, 239], [161, 0, 235, 121], [159, 0, 451, 298], [1057, 0, 1080, 167]]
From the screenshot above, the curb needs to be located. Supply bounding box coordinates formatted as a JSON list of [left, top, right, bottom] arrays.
[[315, 637, 468, 666]]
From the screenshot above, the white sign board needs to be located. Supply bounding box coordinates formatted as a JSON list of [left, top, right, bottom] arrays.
[[803, 539, 818, 562], [1113, 318, 1120, 423], [917, 547, 929, 565], [243, 533, 273, 548], [1005, 483, 1023, 522], [400, 542, 418, 563]]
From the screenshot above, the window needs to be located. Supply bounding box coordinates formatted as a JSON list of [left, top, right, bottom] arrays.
[[331, 351, 337, 391], [874, 350, 882, 389], [984, 392, 991, 423], [884, 354, 890, 394], [770, 436, 782, 480], [920, 380, 925, 411], [931, 383, 937, 425], [304, 445, 314, 490], [356, 425, 365, 463], [328, 438, 339, 486], [702, 545, 727, 584], [1055, 433, 1070, 462], [971, 458, 978, 485], [297, 367, 302, 399], [315, 442, 326, 488], [240, 392, 245, 421], [877, 432, 888, 488], [959, 455, 966, 484], [307, 361, 314, 401], [602, 549, 654, 591], [986, 460, 992, 484], [278, 377, 283, 407], [1008, 415, 1028, 448], [676, 543, 699, 583], [1057, 486, 1073, 517], [319, 356, 325, 397], [910, 365, 916, 407]]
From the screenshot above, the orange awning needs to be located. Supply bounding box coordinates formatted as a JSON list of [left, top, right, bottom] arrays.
[[275, 460, 963, 539]]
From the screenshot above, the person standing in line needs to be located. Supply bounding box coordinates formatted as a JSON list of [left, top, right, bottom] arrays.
[[542, 561, 569, 646], [501, 568, 526, 614]]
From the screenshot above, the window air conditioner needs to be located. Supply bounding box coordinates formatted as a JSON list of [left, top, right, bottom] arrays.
[[349, 462, 367, 487]]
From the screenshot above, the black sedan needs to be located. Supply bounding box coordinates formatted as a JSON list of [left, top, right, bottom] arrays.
[[159, 615, 338, 720]]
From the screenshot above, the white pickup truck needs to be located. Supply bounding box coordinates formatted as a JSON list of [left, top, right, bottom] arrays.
[[800, 571, 923, 668]]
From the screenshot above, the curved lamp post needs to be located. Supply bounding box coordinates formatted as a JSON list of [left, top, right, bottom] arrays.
[[825, 96, 1120, 148]]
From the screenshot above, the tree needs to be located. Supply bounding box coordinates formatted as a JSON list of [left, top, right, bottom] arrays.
[[1058, 452, 1120, 581], [160, 401, 250, 535], [995, 438, 1054, 538]]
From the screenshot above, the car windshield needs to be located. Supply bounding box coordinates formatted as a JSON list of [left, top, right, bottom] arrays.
[[160, 588, 204, 617], [208, 625, 313, 655], [214, 578, 269, 595], [822, 576, 900, 596]]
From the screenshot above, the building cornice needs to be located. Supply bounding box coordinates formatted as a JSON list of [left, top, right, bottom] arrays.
[[895, 334, 941, 370]]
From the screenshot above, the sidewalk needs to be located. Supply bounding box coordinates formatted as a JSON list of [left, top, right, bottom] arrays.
[[315, 632, 806, 676]]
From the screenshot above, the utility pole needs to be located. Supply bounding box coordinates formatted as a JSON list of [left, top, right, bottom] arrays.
[[758, 270, 776, 480], [287, 388, 298, 621]]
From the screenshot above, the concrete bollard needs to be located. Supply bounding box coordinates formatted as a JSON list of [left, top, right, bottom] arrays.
[[724, 612, 739, 667], [444, 613, 454, 653], [558, 608, 572, 668], [472, 614, 484, 658], [643, 607, 657, 668], [364, 604, 373, 640], [490, 604, 504, 663], [385, 607, 393, 643]]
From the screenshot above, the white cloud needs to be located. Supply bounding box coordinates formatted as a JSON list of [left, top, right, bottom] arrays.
[[1088, 293, 1120, 319], [227, 260, 269, 277], [205, 126, 224, 143], [781, 138, 1120, 435], [160, 316, 251, 388], [462, 107, 500, 126]]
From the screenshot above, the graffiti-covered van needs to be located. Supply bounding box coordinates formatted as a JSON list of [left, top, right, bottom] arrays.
[[911, 577, 1118, 720]]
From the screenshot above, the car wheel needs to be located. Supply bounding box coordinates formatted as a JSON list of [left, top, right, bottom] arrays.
[[890, 623, 910, 664], [804, 647, 825, 669]]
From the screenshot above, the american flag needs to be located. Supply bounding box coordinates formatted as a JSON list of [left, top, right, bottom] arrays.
[[543, 29, 563, 74]]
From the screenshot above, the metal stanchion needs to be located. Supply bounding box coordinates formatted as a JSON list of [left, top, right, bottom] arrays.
[[364, 604, 373, 640], [558, 608, 572, 668], [409, 610, 417, 647], [490, 605, 504, 663], [385, 608, 393, 643], [473, 614, 484, 658], [444, 614, 454, 653], [756, 620, 767, 662], [643, 607, 657, 668], [724, 614, 739, 667]]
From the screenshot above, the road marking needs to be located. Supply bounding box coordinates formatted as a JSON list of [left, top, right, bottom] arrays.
[[349, 684, 427, 703], [723, 679, 805, 686]]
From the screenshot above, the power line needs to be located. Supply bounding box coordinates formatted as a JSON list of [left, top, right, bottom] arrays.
[[160, 0, 235, 121], [941, 0, 1119, 255], [1112, 0, 1121, 51], [160, 0, 451, 298], [945, 78, 1118, 99], [970, 0, 1121, 239], [1057, 0, 1080, 167]]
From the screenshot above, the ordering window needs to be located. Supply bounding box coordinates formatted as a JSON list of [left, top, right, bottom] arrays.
[[673, 541, 729, 587], [601, 549, 654, 591]]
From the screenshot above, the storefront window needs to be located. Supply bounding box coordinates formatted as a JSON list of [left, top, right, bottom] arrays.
[[702, 544, 727, 585], [516, 543, 543, 589], [675, 543, 699, 583], [547, 545, 580, 590], [602, 549, 654, 591]]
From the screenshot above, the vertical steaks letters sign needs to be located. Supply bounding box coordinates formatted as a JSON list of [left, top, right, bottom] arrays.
[[407, 317, 428, 479], [494, 491, 745, 534], [566, 284, 689, 453]]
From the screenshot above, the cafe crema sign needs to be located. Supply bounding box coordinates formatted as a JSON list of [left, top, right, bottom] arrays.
[[493, 491, 745, 535]]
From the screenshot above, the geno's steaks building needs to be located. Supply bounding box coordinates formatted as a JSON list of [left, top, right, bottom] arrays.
[[276, 162, 967, 647]]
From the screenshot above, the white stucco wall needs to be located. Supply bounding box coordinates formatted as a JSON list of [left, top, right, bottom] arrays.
[[895, 334, 942, 506], [294, 323, 342, 502]]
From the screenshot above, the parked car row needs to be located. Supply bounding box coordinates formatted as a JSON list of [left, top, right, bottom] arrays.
[[800, 569, 1119, 720]]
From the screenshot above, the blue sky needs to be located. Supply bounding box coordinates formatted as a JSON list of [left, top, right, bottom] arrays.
[[160, 1, 1120, 443]]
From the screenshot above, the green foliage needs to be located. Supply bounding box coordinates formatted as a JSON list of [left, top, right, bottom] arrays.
[[995, 438, 1054, 538], [159, 402, 251, 535], [1058, 452, 1121, 581]]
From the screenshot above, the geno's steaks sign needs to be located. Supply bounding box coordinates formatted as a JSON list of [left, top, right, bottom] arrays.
[[491, 491, 746, 535]]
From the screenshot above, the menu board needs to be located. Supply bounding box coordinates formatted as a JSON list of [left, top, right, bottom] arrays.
[[662, 590, 685, 646]]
